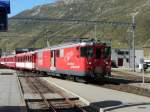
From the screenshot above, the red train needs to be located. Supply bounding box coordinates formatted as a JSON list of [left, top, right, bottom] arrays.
[[0, 40, 111, 81]]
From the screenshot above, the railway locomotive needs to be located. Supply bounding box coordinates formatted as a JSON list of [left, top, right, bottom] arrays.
[[0, 40, 111, 81]]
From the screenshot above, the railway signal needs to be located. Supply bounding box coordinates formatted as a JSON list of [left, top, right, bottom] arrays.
[[0, 0, 10, 31]]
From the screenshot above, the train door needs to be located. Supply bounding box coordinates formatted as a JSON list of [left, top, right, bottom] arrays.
[[51, 50, 56, 70]]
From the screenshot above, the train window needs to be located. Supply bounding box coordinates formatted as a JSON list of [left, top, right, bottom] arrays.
[[20, 57, 22, 62], [56, 50, 60, 57], [28, 56, 30, 62], [29, 56, 30, 62], [30, 56, 32, 62], [28, 56, 29, 62], [60, 49, 64, 57], [81, 47, 87, 57], [96, 48, 101, 58], [51, 51, 53, 57], [81, 47, 94, 58], [24, 57, 26, 62], [25, 56, 27, 62]]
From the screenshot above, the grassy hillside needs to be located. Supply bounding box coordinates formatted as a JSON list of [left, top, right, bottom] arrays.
[[0, 0, 150, 51]]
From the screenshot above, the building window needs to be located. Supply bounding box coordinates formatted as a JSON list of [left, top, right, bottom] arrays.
[[126, 58, 129, 63]]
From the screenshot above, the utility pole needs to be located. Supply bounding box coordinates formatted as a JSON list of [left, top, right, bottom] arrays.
[[94, 25, 97, 41], [45, 29, 50, 47], [130, 12, 139, 72], [131, 13, 137, 72], [132, 15, 135, 72]]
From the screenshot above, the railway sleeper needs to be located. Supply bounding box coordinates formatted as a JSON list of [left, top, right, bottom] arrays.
[[25, 97, 79, 102]]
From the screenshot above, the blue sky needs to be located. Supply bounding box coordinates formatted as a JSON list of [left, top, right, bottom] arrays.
[[9, 0, 56, 17]]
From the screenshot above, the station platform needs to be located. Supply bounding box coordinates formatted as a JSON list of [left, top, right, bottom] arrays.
[[43, 77, 150, 112], [0, 69, 26, 112]]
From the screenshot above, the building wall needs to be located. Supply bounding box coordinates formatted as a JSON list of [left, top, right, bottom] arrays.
[[143, 48, 150, 59], [111, 49, 129, 67], [111, 49, 144, 68], [135, 50, 144, 66]]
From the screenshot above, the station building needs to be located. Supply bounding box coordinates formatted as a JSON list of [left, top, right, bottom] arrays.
[[111, 49, 144, 68], [143, 43, 150, 66]]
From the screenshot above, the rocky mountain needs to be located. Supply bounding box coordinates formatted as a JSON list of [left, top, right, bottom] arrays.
[[0, 0, 150, 51]]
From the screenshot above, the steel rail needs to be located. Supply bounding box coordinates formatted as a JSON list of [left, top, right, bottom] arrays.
[[35, 77, 87, 112], [27, 77, 57, 112]]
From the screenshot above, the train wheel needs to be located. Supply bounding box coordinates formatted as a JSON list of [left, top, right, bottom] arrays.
[[40, 71, 47, 76], [60, 74, 66, 80], [73, 76, 77, 82]]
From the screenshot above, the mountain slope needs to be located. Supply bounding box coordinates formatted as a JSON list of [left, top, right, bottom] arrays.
[[0, 0, 150, 51]]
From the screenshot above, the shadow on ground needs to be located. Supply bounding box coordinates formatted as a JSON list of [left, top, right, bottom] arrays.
[[0, 106, 26, 112], [89, 100, 150, 112]]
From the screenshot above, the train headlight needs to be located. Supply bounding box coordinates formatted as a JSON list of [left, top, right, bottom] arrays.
[[88, 62, 92, 65], [106, 62, 109, 65]]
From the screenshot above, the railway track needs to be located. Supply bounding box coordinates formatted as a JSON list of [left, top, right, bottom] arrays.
[[112, 71, 150, 82], [93, 72, 150, 98], [17, 70, 150, 111], [18, 71, 89, 112], [26, 77, 57, 112]]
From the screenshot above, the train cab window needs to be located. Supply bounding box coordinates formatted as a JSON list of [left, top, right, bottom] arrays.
[[104, 47, 111, 58], [80, 47, 94, 58], [96, 48, 101, 58]]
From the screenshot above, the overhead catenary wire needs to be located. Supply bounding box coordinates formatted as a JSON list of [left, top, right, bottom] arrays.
[[9, 17, 133, 27]]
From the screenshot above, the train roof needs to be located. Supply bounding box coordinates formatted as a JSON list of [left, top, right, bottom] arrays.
[[15, 51, 36, 56], [1, 54, 16, 58], [38, 40, 111, 52], [0, 39, 111, 56]]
